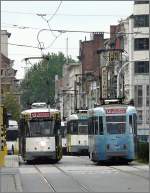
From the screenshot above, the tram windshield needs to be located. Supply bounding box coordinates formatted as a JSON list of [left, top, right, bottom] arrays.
[[78, 120, 88, 134], [29, 119, 57, 137], [106, 115, 126, 134], [67, 120, 88, 134]]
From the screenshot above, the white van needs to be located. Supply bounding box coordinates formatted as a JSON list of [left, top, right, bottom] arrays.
[[6, 120, 19, 155]]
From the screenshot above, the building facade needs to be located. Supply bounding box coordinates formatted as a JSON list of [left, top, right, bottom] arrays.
[[1, 30, 11, 57], [120, 1, 149, 140], [96, 1, 149, 140], [78, 32, 104, 108], [55, 62, 82, 119], [0, 30, 20, 104]]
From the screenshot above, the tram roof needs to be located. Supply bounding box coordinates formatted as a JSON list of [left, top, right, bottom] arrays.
[[66, 114, 78, 121], [88, 105, 136, 116], [66, 112, 88, 121], [21, 108, 59, 115], [61, 121, 67, 126]]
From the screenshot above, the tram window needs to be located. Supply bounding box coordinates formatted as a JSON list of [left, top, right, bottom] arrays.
[[93, 117, 98, 135], [68, 121, 78, 134], [88, 117, 94, 134], [129, 115, 133, 133], [99, 117, 103, 135], [88, 118, 92, 134], [107, 123, 126, 134], [106, 116, 126, 122], [133, 114, 137, 135], [106, 115, 126, 134], [29, 120, 55, 137], [78, 120, 88, 134]]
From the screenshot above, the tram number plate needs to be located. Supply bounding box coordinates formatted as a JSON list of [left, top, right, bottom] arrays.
[[31, 112, 50, 118]]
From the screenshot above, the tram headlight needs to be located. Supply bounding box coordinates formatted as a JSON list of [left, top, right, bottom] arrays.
[[40, 141, 46, 147]]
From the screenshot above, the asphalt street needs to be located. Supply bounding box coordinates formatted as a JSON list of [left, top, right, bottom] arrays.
[[17, 156, 149, 192]]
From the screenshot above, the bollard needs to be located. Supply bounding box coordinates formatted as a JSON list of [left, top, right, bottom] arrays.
[[0, 106, 8, 167]]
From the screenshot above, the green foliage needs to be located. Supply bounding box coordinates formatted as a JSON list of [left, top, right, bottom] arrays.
[[20, 52, 76, 109], [137, 141, 149, 163], [3, 92, 21, 121]]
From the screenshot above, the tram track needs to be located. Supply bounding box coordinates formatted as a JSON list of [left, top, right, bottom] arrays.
[[34, 163, 91, 192], [34, 165, 56, 192], [108, 165, 149, 180], [78, 156, 149, 180], [54, 164, 92, 192]]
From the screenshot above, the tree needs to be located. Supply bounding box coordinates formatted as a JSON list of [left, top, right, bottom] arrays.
[[3, 92, 21, 121], [20, 52, 76, 109]]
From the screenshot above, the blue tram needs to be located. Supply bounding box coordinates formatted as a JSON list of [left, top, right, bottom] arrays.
[[88, 100, 137, 163]]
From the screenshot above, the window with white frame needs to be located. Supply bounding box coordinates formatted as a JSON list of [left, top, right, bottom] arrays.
[[137, 110, 143, 124], [134, 15, 149, 27], [134, 38, 149, 50], [134, 85, 143, 107], [146, 110, 149, 124], [134, 61, 149, 74], [146, 85, 149, 106]]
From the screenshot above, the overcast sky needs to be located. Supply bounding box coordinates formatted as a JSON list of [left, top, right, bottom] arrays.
[[1, 1, 134, 79]]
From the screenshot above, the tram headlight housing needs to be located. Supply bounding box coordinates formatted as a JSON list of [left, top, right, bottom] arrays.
[[40, 141, 46, 147]]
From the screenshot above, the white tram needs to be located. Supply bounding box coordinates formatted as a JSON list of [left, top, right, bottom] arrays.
[[19, 107, 62, 163], [61, 121, 67, 154], [66, 110, 89, 155]]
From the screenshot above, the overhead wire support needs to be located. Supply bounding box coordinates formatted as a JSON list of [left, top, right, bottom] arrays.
[[47, 1, 63, 23], [36, 1, 63, 53]]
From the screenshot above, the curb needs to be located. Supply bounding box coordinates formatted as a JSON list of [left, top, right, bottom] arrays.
[[14, 171, 23, 192], [0, 168, 23, 192]]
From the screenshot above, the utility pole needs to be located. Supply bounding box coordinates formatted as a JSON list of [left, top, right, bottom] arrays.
[[66, 37, 69, 65], [0, 31, 2, 153], [148, 0, 150, 179]]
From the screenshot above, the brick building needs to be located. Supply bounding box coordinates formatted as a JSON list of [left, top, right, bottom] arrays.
[[78, 32, 104, 108]]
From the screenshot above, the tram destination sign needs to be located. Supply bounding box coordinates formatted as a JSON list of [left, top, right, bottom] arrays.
[[31, 112, 50, 118], [105, 108, 126, 114]]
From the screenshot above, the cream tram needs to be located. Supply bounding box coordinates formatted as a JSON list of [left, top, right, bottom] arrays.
[[19, 107, 62, 163]]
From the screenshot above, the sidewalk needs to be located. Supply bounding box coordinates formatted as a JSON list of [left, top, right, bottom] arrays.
[[0, 155, 23, 192]]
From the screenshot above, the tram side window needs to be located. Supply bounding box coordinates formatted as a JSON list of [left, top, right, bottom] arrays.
[[93, 116, 98, 135], [68, 121, 78, 134], [88, 117, 94, 135], [88, 117, 92, 134], [129, 115, 133, 134], [133, 113, 137, 135], [99, 116, 103, 135]]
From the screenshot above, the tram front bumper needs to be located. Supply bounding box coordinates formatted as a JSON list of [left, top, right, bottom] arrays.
[[25, 151, 57, 161], [69, 145, 89, 153]]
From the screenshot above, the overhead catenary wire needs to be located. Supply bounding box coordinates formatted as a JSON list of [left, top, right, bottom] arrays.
[[47, 1, 63, 22], [2, 23, 149, 35], [1, 10, 129, 17], [36, 1, 63, 53], [2, 42, 40, 49]]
